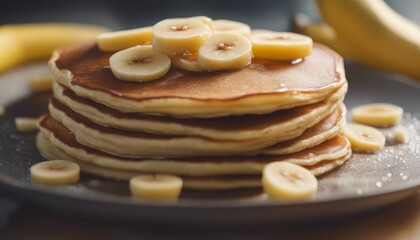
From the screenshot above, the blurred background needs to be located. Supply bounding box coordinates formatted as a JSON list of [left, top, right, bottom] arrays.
[[1, 0, 419, 30]]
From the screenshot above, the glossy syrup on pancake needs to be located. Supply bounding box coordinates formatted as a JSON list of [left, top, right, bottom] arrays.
[[50, 41, 346, 117], [54, 42, 342, 101]]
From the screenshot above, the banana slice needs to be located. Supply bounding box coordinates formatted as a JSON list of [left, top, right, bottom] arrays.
[[152, 18, 212, 54], [189, 16, 214, 30], [109, 45, 171, 82], [343, 123, 386, 153], [352, 103, 403, 127], [30, 160, 80, 185], [251, 29, 274, 35], [97, 27, 152, 52], [198, 33, 253, 71], [15, 117, 38, 132], [262, 162, 318, 200], [28, 75, 54, 92], [251, 31, 313, 60], [393, 127, 409, 144], [170, 52, 206, 72], [389, 125, 409, 144], [129, 174, 183, 200], [0, 106, 4, 117], [213, 19, 251, 37]]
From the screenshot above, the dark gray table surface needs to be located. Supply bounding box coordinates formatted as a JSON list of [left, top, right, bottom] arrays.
[[1, 0, 419, 31], [1, 0, 420, 239]]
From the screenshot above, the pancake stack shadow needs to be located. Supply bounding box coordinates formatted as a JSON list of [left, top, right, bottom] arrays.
[[36, 41, 351, 191]]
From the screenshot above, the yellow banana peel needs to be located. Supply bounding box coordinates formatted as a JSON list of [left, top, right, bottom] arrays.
[[315, 0, 420, 80], [0, 23, 108, 73], [293, 14, 356, 60]]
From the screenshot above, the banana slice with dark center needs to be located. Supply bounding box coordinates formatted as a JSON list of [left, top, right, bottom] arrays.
[[129, 174, 183, 200], [30, 160, 80, 185], [343, 123, 386, 153], [153, 18, 212, 54], [262, 162, 318, 200], [109, 45, 171, 82], [198, 33, 253, 71], [352, 103, 403, 127]]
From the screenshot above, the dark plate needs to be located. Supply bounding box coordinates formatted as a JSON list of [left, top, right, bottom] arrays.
[[0, 62, 419, 225]]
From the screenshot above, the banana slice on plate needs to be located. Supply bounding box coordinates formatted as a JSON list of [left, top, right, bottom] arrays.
[[213, 19, 251, 37], [170, 52, 206, 72], [129, 174, 183, 200], [385, 125, 409, 144], [109, 45, 171, 82], [15, 117, 39, 132], [30, 160, 80, 185], [343, 123, 386, 153], [352, 103, 403, 127], [152, 18, 212, 54], [392, 126, 409, 144], [198, 33, 253, 71], [251, 31, 313, 60], [262, 162, 318, 200], [97, 27, 152, 52]]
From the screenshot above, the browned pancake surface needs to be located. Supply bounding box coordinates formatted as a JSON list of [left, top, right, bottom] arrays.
[[54, 42, 343, 101]]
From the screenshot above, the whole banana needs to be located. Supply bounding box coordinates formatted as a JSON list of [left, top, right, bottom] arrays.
[[316, 0, 420, 80], [293, 14, 356, 60], [0, 23, 108, 73]]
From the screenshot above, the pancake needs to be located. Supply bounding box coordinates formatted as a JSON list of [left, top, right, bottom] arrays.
[[48, 93, 343, 158], [263, 104, 346, 155], [53, 82, 347, 141], [37, 114, 351, 177], [49, 42, 346, 117], [36, 133, 351, 190]]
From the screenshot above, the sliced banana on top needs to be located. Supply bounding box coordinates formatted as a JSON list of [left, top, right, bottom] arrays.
[[109, 45, 171, 82], [97, 27, 152, 52], [262, 162, 318, 200], [129, 174, 183, 200], [213, 19, 251, 37], [343, 123, 386, 153], [251, 31, 313, 60], [153, 18, 212, 55], [30, 160, 80, 185], [251, 29, 274, 35], [189, 16, 214, 30], [352, 103, 403, 127], [170, 52, 206, 72], [198, 33, 253, 71]]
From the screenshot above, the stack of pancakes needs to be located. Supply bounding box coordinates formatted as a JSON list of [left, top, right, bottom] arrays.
[[37, 41, 351, 190]]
